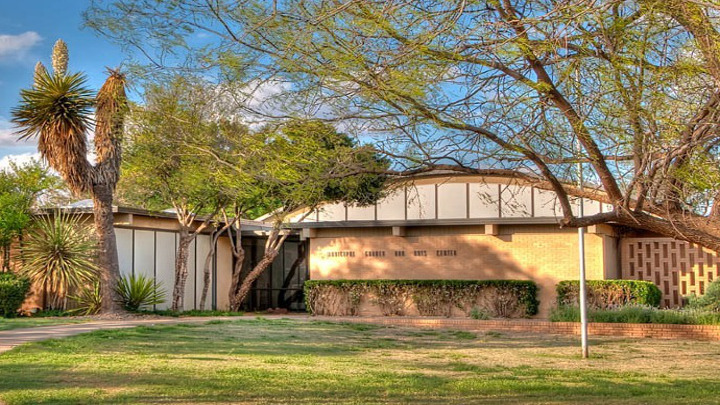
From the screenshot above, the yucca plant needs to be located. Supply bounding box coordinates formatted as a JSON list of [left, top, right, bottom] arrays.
[[68, 281, 103, 316], [11, 39, 128, 313], [13, 70, 95, 193], [114, 274, 166, 312], [21, 211, 98, 309]]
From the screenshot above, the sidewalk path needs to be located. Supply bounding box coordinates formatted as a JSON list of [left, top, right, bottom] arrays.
[[0, 316, 263, 353]]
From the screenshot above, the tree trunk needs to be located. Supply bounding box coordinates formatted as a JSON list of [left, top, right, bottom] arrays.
[[199, 245, 214, 311], [199, 229, 223, 311], [2, 244, 9, 272], [228, 249, 246, 311], [171, 230, 194, 311], [232, 251, 279, 311], [93, 184, 123, 313]]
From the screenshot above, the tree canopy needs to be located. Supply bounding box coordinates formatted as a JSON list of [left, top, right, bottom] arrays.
[[121, 75, 388, 309], [86, 0, 720, 250], [0, 160, 60, 271]]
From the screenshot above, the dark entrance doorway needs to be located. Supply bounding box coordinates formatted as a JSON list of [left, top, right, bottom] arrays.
[[240, 236, 308, 311]]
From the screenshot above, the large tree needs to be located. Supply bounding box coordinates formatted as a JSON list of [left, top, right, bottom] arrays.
[[12, 40, 128, 312], [121, 71, 387, 310], [119, 78, 230, 311], [202, 119, 389, 311], [87, 1, 720, 250]]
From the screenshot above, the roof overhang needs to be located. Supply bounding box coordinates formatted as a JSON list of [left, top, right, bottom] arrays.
[[287, 216, 563, 229]]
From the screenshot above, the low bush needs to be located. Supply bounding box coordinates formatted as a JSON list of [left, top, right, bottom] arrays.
[[686, 278, 720, 312], [68, 282, 102, 316], [304, 280, 539, 318], [115, 274, 166, 312], [470, 307, 492, 320], [0, 273, 31, 317], [549, 304, 720, 325], [556, 280, 661, 309]]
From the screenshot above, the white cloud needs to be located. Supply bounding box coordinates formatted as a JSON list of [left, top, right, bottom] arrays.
[[0, 152, 41, 171], [0, 117, 35, 148], [0, 31, 42, 61]]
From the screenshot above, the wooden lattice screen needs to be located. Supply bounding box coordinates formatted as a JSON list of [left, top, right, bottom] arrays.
[[620, 238, 720, 307]]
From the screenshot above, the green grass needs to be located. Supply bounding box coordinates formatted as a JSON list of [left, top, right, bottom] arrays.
[[0, 317, 86, 331], [0, 318, 718, 404]]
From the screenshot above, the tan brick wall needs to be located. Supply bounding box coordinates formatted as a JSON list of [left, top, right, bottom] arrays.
[[308, 225, 609, 317], [621, 238, 719, 307]]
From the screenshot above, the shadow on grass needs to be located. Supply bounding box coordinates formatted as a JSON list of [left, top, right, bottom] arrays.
[[0, 319, 714, 404]]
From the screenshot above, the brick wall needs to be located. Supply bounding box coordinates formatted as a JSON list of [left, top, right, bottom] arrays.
[[309, 225, 611, 317], [621, 238, 719, 307], [313, 316, 720, 341]]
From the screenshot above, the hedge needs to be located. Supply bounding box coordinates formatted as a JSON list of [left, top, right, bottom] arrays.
[[304, 279, 539, 318], [549, 304, 720, 325], [0, 272, 31, 318], [556, 280, 662, 309]]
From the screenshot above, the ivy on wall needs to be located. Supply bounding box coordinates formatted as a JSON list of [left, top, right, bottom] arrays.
[[304, 280, 539, 318]]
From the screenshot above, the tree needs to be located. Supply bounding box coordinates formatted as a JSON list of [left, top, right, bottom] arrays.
[[0, 160, 59, 272], [12, 40, 128, 312], [119, 78, 228, 311], [120, 72, 388, 310], [86, 1, 720, 251], [202, 119, 388, 310]]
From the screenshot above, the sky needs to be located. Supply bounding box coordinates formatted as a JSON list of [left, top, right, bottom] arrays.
[[0, 0, 125, 167]]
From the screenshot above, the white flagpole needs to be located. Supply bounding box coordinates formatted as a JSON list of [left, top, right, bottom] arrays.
[[577, 143, 589, 359]]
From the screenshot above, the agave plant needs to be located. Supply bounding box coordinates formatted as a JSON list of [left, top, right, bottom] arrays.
[[68, 281, 103, 316], [114, 274, 166, 312], [21, 211, 98, 308]]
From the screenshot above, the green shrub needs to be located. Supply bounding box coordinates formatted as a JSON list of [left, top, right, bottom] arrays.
[[304, 280, 539, 318], [692, 310, 720, 325], [20, 212, 98, 309], [548, 305, 580, 322], [470, 307, 492, 320], [686, 279, 720, 311], [0, 273, 31, 317], [549, 304, 720, 325], [68, 282, 102, 316], [591, 305, 652, 323], [556, 280, 661, 309], [114, 274, 166, 312]]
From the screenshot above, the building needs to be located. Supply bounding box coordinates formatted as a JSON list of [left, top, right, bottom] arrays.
[[285, 173, 719, 316], [21, 173, 718, 317], [23, 203, 307, 312]]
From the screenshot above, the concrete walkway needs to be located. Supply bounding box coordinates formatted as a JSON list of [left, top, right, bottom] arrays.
[[0, 316, 259, 353]]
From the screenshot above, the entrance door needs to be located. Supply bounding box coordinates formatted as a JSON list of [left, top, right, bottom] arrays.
[[247, 239, 308, 311]]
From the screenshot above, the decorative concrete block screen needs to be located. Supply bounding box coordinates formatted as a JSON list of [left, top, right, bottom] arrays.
[[621, 238, 719, 307]]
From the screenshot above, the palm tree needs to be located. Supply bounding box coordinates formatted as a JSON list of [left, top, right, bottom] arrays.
[[11, 40, 127, 312]]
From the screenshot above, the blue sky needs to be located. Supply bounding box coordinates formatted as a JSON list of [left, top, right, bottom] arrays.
[[0, 1, 125, 166]]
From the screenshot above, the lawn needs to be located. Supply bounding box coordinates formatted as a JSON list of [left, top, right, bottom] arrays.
[[0, 318, 718, 404], [0, 317, 86, 331]]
